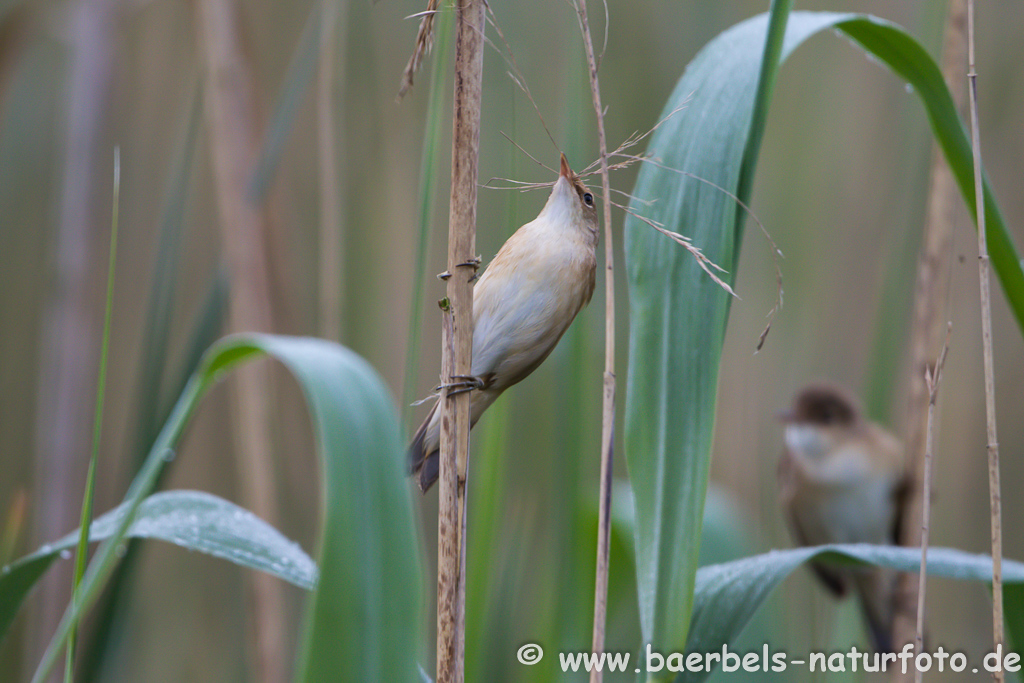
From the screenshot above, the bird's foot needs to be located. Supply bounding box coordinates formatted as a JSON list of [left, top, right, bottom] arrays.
[[435, 374, 486, 397]]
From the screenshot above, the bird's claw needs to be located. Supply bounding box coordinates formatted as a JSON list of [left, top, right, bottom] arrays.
[[437, 257, 482, 282]]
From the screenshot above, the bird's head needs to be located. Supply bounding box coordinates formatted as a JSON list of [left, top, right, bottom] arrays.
[[778, 383, 863, 464], [540, 153, 599, 237], [780, 384, 861, 429]]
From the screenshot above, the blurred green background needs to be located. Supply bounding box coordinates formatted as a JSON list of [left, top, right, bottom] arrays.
[[0, 0, 1022, 680]]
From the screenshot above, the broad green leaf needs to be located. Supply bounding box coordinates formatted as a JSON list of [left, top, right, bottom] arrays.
[[21, 335, 420, 683], [0, 489, 317, 640], [625, 7, 1024, 675], [624, 3, 793, 668], [680, 545, 1024, 683], [281, 336, 422, 683]]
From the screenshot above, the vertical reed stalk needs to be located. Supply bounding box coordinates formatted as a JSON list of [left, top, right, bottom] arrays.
[[891, 0, 966, 668], [966, 2, 1004, 675], [436, 1, 484, 681], [197, 1, 285, 680], [913, 324, 949, 683], [571, 2, 615, 680]]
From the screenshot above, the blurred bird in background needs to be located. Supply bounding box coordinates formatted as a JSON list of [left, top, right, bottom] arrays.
[[409, 153, 599, 492], [777, 384, 908, 652]]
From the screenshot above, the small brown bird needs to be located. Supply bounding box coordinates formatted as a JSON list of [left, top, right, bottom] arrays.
[[409, 153, 599, 492], [777, 384, 907, 652]]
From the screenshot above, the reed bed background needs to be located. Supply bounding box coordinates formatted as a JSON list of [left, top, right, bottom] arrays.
[[1, 0, 1022, 681]]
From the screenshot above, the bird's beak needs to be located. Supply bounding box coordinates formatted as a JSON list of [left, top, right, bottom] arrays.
[[559, 153, 572, 180]]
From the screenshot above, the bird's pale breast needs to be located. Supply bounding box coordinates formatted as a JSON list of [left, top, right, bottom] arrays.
[[471, 221, 594, 390]]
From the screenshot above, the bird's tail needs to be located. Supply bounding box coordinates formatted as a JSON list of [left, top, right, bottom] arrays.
[[408, 401, 440, 492]]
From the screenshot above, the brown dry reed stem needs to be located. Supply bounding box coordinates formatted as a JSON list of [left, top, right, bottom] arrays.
[[890, 0, 966, 669], [436, 1, 485, 681], [569, 1, 615, 680], [318, 0, 344, 341], [914, 323, 951, 683], [398, 0, 438, 100], [967, 1, 1004, 673], [197, 1, 286, 681]]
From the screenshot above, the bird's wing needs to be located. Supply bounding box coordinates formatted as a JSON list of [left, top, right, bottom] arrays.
[[867, 424, 908, 544], [890, 471, 912, 545]]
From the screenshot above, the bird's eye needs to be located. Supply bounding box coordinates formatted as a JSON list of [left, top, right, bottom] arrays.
[[583, 192, 594, 206]]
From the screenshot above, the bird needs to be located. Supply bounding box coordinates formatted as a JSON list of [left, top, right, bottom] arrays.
[[776, 383, 908, 653], [408, 153, 599, 492]]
